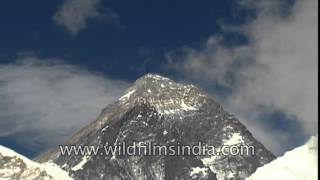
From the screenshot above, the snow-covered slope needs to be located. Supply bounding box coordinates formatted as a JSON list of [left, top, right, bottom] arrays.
[[0, 145, 72, 180], [247, 136, 318, 180]]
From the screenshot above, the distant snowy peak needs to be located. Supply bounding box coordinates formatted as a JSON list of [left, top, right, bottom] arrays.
[[0, 145, 72, 180], [118, 73, 209, 115], [247, 136, 318, 180]]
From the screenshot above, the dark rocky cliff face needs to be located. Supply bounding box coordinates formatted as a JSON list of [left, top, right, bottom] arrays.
[[37, 74, 275, 180]]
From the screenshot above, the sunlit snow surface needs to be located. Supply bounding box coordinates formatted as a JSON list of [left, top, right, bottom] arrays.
[[0, 145, 72, 180], [71, 156, 89, 171], [190, 167, 208, 177], [223, 132, 244, 146], [247, 136, 318, 180], [119, 89, 136, 101], [118, 74, 202, 115]]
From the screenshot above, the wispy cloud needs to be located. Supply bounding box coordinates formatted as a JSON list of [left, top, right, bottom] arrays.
[[168, 0, 318, 155], [0, 56, 128, 151], [53, 0, 120, 36]]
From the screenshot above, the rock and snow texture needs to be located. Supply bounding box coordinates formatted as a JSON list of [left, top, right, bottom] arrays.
[[71, 156, 89, 171], [247, 136, 318, 180], [117, 74, 204, 115], [37, 74, 275, 180], [0, 145, 72, 180]]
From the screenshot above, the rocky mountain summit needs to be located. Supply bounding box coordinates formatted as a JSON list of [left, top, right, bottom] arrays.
[[36, 74, 275, 180]]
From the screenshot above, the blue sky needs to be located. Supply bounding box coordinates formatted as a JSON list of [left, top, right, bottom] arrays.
[[0, 0, 317, 158], [0, 0, 248, 80]]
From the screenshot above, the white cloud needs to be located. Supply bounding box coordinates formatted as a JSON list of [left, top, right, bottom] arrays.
[[168, 0, 318, 155], [167, 37, 253, 88], [53, 0, 119, 36], [0, 56, 128, 150]]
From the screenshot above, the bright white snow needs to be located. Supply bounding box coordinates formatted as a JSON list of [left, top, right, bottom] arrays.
[[119, 89, 136, 100], [201, 156, 218, 166], [71, 156, 89, 171], [227, 172, 235, 178], [190, 167, 208, 177], [247, 136, 318, 180], [223, 133, 244, 146], [201, 155, 223, 179], [101, 125, 109, 132], [0, 145, 72, 180], [145, 74, 170, 81], [42, 161, 73, 180], [180, 100, 197, 111]]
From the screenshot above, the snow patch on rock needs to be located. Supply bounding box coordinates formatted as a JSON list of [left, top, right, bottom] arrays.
[[119, 89, 136, 100], [71, 156, 89, 171], [190, 167, 208, 177], [223, 133, 244, 146], [180, 100, 197, 111]]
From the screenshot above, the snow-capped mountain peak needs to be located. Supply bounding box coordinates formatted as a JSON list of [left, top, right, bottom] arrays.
[[0, 145, 72, 180], [118, 74, 207, 115], [37, 74, 275, 180]]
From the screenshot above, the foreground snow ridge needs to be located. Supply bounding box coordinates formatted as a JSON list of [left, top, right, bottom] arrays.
[[247, 136, 318, 180], [0, 145, 72, 180]]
